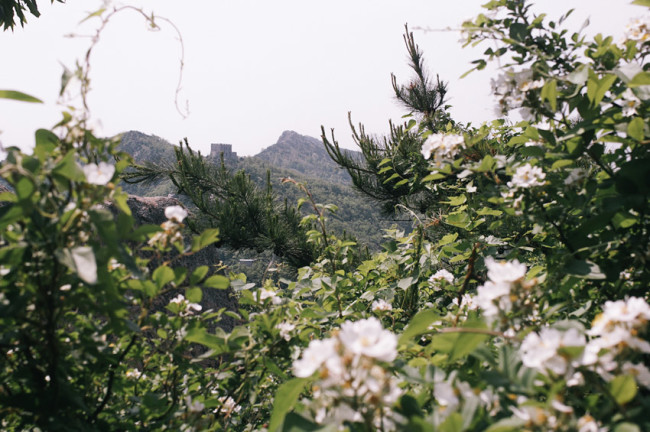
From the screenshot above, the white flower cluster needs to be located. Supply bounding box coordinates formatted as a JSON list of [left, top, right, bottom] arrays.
[[491, 68, 544, 119], [521, 327, 585, 376], [293, 317, 401, 429], [214, 395, 242, 416], [421, 133, 465, 166], [623, 15, 650, 45], [169, 294, 202, 317], [520, 297, 650, 392], [476, 257, 538, 328], [371, 299, 393, 312], [429, 269, 455, 290], [583, 297, 650, 385], [83, 161, 115, 185], [276, 321, 296, 341], [508, 164, 546, 189], [148, 205, 188, 249]]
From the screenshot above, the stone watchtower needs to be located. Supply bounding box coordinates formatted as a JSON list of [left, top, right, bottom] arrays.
[[210, 143, 238, 161]]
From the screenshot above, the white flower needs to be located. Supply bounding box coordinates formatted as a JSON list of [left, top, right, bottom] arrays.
[[434, 380, 459, 410], [371, 299, 393, 312], [421, 133, 465, 165], [185, 396, 205, 412], [484, 257, 526, 285], [578, 414, 607, 432], [293, 338, 341, 378], [338, 317, 398, 362], [589, 297, 650, 336], [0, 292, 8, 306], [520, 327, 585, 375], [624, 15, 650, 44], [429, 269, 455, 285], [216, 396, 242, 414], [514, 69, 545, 92], [511, 405, 554, 427], [508, 164, 546, 189], [168, 294, 202, 315], [451, 293, 479, 311], [620, 88, 641, 117], [83, 162, 115, 185], [258, 288, 282, 305], [125, 368, 145, 379], [564, 168, 587, 186], [492, 68, 544, 116], [476, 280, 512, 317], [276, 321, 296, 341], [164, 205, 188, 223], [466, 181, 477, 193]]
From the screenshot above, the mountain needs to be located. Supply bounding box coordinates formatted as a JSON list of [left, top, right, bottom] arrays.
[[118, 130, 408, 250], [255, 130, 355, 185]]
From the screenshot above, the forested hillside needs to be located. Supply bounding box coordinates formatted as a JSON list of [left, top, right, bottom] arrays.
[[119, 130, 409, 250]]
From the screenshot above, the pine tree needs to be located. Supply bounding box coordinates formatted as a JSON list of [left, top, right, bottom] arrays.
[[322, 26, 454, 216], [123, 139, 317, 268]]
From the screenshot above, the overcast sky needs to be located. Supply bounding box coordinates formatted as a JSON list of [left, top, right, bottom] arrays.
[[0, 0, 643, 156]]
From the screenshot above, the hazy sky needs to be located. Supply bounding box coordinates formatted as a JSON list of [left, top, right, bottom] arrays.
[[0, 0, 643, 156]]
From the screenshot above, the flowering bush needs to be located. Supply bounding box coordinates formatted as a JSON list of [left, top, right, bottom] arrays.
[[2, 1, 650, 431]]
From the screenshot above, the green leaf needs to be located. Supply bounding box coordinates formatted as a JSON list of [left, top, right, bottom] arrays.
[[438, 233, 459, 246], [398, 277, 414, 291], [15, 177, 35, 202], [609, 375, 637, 405], [627, 117, 645, 141], [439, 412, 464, 432], [268, 378, 310, 432], [281, 413, 321, 432], [113, 193, 132, 216], [445, 212, 470, 229], [186, 286, 203, 303], [190, 266, 209, 284], [551, 160, 574, 171], [0, 90, 43, 103], [508, 22, 527, 42], [400, 309, 440, 345], [431, 327, 489, 362], [627, 71, 650, 87], [565, 259, 606, 279], [566, 64, 589, 85], [443, 195, 467, 206], [191, 228, 220, 252], [614, 423, 641, 432], [485, 417, 527, 432], [587, 74, 617, 107], [53, 151, 85, 182], [477, 154, 495, 172], [204, 274, 229, 289], [185, 327, 227, 353], [34, 129, 59, 159], [152, 266, 175, 289], [541, 79, 557, 112], [612, 212, 638, 229]]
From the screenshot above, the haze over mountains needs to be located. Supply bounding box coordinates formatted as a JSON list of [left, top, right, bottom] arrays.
[[119, 130, 409, 250]]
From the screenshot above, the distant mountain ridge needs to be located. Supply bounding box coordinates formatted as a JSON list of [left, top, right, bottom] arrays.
[[255, 130, 354, 185], [118, 130, 406, 250]]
